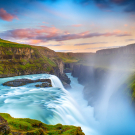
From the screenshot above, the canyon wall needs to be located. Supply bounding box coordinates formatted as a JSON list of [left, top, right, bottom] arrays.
[[96, 43, 135, 55], [57, 52, 94, 59], [0, 39, 70, 87]]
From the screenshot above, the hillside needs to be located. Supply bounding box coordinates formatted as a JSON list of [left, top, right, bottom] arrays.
[[0, 39, 70, 86], [0, 113, 84, 135], [57, 52, 94, 63]]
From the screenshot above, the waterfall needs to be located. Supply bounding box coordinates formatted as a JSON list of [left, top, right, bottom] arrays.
[[49, 74, 98, 135], [0, 73, 98, 135]]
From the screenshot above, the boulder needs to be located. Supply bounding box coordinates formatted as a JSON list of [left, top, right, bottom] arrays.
[[3, 79, 52, 87], [35, 82, 52, 88]]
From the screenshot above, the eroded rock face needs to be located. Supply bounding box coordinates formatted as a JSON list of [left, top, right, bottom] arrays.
[[0, 47, 34, 60], [3, 79, 52, 87], [0, 116, 10, 135]]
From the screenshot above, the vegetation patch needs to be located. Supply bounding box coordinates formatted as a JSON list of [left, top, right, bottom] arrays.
[[0, 113, 85, 135], [0, 39, 60, 77], [0, 39, 32, 48]]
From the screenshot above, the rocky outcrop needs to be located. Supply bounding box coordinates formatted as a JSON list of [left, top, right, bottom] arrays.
[[0, 115, 10, 135], [3, 79, 52, 87], [35, 82, 52, 88]]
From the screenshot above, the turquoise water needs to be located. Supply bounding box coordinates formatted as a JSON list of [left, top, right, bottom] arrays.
[[1, 73, 135, 135], [0, 73, 98, 135]]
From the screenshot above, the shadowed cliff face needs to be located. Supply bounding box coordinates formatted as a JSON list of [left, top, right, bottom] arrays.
[[96, 43, 135, 55]]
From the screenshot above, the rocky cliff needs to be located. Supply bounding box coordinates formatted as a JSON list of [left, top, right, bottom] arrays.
[[57, 52, 94, 59], [71, 64, 108, 105], [96, 43, 135, 55], [0, 39, 70, 87], [71, 63, 133, 107]]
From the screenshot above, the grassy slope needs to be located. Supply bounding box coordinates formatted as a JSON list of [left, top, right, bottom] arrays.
[[57, 52, 80, 63], [0, 38, 32, 48], [0, 113, 84, 135], [0, 39, 58, 76]]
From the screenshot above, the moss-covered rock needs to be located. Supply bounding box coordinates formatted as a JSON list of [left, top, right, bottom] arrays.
[[0, 113, 85, 135]]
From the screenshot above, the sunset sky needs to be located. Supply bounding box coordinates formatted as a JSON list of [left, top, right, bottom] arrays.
[[0, 0, 135, 52]]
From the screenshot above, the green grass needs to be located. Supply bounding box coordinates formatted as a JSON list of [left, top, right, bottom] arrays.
[[60, 57, 79, 63], [0, 39, 60, 76], [0, 38, 32, 48], [57, 53, 80, 63], [0, 113, 84, 135]]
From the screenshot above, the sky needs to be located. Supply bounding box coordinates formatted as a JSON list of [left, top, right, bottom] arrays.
[[0, 0, 135, 52]]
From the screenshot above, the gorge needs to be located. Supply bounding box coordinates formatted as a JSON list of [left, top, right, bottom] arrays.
[[1, 39, 135, 135]]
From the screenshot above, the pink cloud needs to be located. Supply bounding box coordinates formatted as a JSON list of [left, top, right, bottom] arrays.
[[4, 26, 61, 39], [1, 27, 131, 43], [30, 39, 42, 45], [0, 8, 17, 21]]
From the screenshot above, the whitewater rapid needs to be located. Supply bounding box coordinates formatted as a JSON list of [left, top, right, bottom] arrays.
[[0, 73, 98, 135]]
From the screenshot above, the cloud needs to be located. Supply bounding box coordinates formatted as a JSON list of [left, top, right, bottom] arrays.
[[29, 39, 42, 44], [72, 24, 82, 27], [0, 27, 131, 43], [0, 8, 17, 21], [74, 43, 90, 46], [1, 26, 60, 39], [74, 42, 108, 46], [77, 0, 135, 13], [126, 39, 135, 42]]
